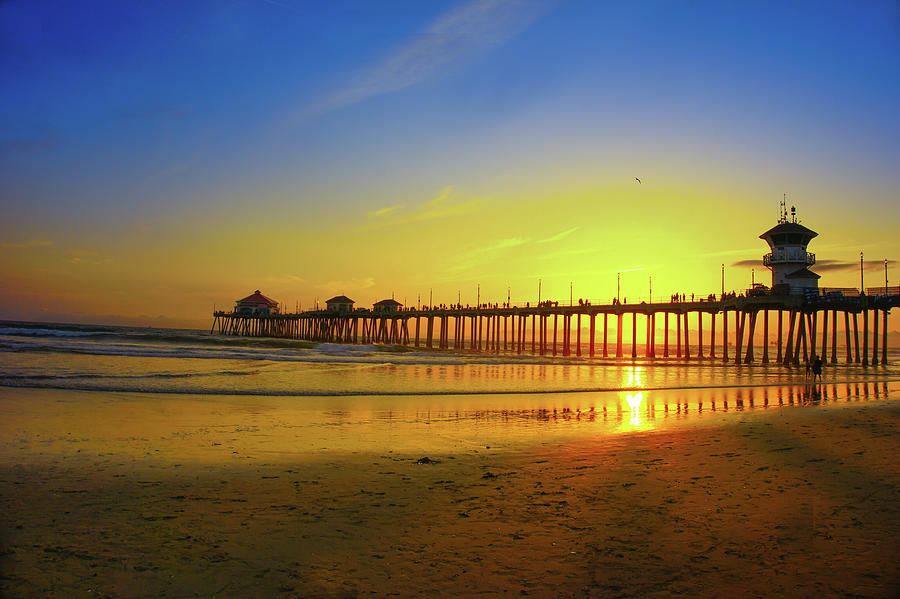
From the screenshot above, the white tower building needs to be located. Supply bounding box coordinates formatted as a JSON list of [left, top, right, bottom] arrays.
[[760, 201, 819, 295]]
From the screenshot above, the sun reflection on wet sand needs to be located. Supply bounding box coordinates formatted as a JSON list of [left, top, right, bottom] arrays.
[[624, 391, 646, 428]]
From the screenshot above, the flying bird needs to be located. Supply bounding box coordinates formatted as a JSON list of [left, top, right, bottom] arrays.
[[634, 177, 642, 184]]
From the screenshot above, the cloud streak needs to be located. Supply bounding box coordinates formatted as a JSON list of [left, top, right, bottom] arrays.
[[537, 226, 579, 243], [364, 186, 484, 228], [732, 259, 763, 268], [368, 205, 403, 218], [447, 236, 528, 274], [299, 0, 548, 120], [732, 259, 897, 272]]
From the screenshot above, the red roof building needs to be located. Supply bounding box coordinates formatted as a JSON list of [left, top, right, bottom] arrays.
[[235, 290, 279, 315]]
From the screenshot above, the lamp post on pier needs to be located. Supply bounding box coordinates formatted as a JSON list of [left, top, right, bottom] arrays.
[[886, 259, 889, 295], [860, 252, 864, 294], [538, 279, 541, 305], [721, 264, 725, 299], [617, 272, 621, 303]]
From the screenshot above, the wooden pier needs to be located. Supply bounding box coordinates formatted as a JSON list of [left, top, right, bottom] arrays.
[[211, 293, 898, 366]]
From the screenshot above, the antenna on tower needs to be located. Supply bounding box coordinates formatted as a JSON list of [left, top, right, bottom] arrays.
[[779, 194, 787, 224]]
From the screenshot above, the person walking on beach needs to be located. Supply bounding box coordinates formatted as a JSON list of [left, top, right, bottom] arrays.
[[812, 355, 823, 382]]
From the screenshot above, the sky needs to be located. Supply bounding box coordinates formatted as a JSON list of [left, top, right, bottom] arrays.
[[1, 0, 899, 328]]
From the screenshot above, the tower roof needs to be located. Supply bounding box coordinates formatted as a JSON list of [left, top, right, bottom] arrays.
[[325, 295, 354, 304], [759, 221, 818, 241]]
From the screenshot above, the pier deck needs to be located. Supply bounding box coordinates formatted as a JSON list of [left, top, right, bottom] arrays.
[[212, 294, 899, 365]]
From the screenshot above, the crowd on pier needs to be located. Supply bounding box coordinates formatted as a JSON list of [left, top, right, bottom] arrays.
[[406, 293, 747, 311], [366, 292, 764, 314]]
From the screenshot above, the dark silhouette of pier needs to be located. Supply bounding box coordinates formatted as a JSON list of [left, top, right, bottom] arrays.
[[211, 291, 898, 366]]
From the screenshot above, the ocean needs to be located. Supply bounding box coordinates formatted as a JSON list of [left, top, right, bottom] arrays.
[[2, 320, 897, 424]]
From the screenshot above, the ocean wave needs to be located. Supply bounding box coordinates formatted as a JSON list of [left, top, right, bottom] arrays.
[[0, 336, 574, 366], [0, 327, 110, 338], [1, 369, 260, 382], [0, 340, 416, 363], [0, 323, 318, 350]]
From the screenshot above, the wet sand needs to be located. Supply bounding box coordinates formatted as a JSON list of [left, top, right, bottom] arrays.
[[1, 385, 899, 598]]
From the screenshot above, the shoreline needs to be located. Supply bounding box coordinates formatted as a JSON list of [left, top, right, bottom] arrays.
[[0, 369, 898, 397]]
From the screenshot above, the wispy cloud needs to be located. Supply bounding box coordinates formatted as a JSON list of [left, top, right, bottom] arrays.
[[415, 185, 481, 221], [537, 226, 579, 244], [732, 259, 763, 268], [365, 186, 483, 228], [68, 249, 99, 257], [266, 274, 306, 284], [367, 205, 403, 218], [813, 259, 897, 273], [65, 248, 112, 266], [536, 247, 605, 261], [66, 256, 112, 266], [732, 258, 896, 272], [297, 0, 549, 120], [447, 236, 528, 274], [144, 156, 198, 185], [468, 236, 528, 256]]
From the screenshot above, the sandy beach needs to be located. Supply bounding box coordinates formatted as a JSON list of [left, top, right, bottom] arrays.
[[1, 384, 899, 598]]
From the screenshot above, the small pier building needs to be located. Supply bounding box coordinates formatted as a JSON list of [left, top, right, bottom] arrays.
[[326, 295, 355, 313], [373, 299, 402, 313], [234, 290, 279, 315]]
